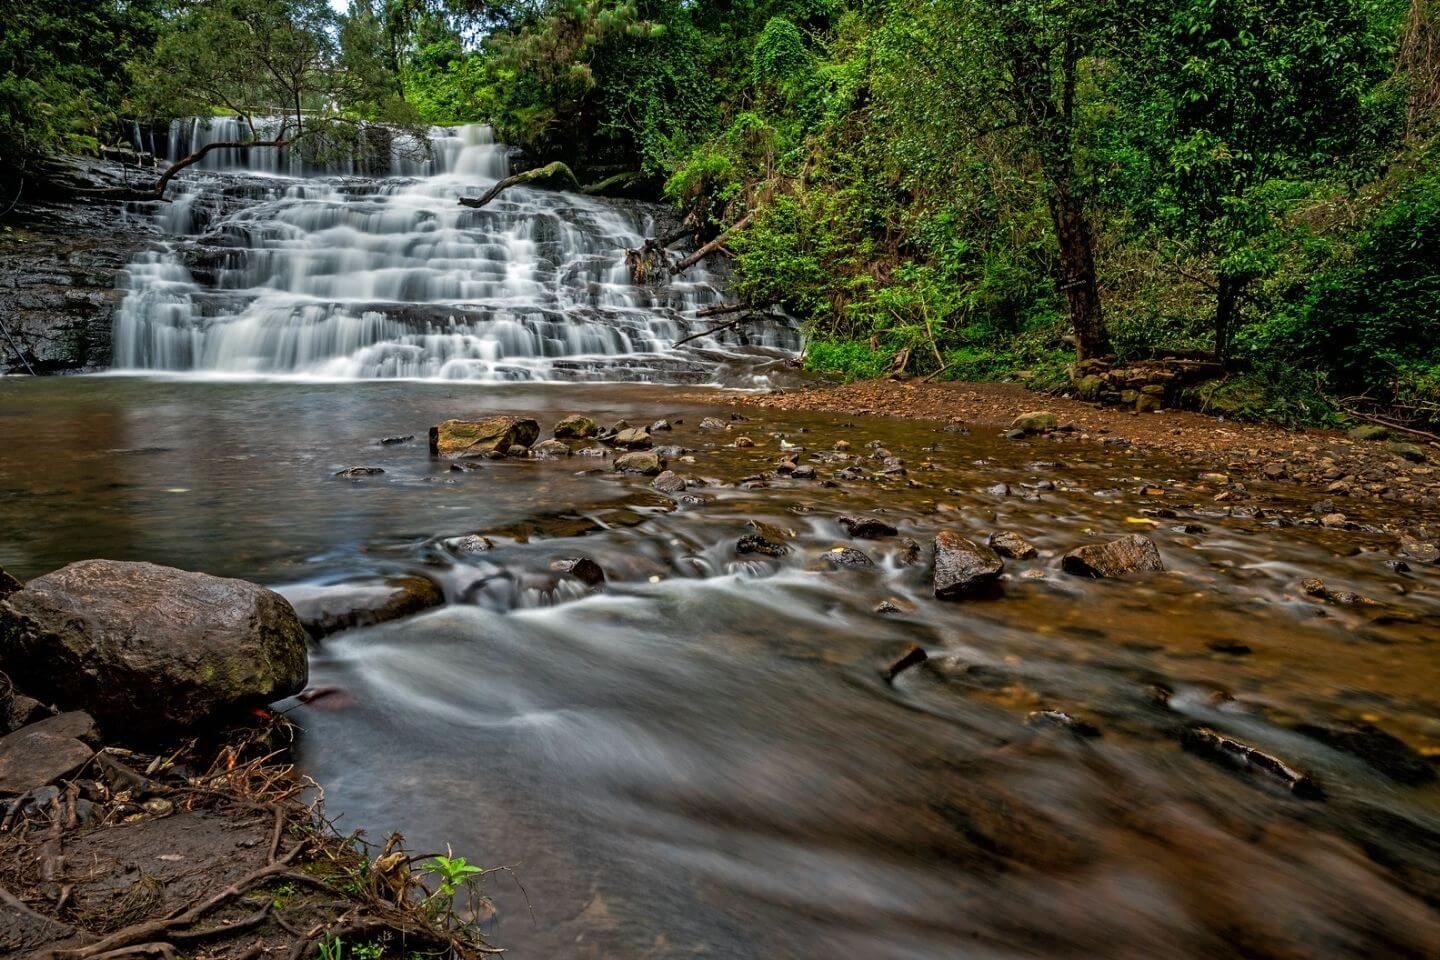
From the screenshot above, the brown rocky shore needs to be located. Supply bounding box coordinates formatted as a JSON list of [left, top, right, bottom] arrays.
[[712, 378, 1440, 513]]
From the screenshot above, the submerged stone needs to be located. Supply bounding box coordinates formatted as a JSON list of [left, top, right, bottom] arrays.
[[279, 575, 444, 640]]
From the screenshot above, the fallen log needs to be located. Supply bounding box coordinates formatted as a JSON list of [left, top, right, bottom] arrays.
[[670, 213, 753, 276], [458, 162, 580, 209]]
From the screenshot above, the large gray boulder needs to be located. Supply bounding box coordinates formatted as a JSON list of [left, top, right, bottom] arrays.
[[0, 560, 309, 738]]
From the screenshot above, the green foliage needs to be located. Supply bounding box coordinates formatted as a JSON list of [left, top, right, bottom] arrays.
[[1243, 154, 1440, 399], [0, 0, 160, 186], [804, 339, 895, 380], [5, 0, 1439, 425]]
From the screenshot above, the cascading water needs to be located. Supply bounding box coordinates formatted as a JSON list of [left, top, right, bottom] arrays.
[[114, 121, 800, 383]]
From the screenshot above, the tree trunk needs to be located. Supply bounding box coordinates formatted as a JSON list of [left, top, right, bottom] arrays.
[[1215, 273, 1241, 366], [1050, 185, 1109, 360]]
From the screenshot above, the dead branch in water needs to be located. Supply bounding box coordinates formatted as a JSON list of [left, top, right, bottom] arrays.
[[673, 312, 768, 347], [670, 213, 753, 275], [458, 162, 579, 210]]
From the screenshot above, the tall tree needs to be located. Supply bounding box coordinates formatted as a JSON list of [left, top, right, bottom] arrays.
[[1109, 0, 1398, 362]]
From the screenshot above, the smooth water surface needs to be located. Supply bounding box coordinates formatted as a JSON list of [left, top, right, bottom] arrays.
[[3, 377, 1439, 959]]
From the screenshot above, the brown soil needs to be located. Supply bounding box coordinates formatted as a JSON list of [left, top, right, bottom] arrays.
[[697, 379, 1440, 516]]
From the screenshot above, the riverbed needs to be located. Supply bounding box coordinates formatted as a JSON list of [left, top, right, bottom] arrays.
[[3, 375, 1439, 958]]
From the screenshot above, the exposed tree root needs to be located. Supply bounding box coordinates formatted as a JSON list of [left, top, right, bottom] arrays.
[[3, 716, 504, 960]]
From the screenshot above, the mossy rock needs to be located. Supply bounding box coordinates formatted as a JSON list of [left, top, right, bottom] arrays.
[[1011, 411, 1058, 434], [430, 416, 540, 458], [1347, 424, 1390, 441], [1387, 441, 1428, 463]]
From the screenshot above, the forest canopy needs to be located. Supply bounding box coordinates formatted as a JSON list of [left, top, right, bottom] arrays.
[[4, 0, 1440, 424]]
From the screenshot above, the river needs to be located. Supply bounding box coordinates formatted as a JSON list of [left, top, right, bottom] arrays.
[[1, 124, 1438, 959]]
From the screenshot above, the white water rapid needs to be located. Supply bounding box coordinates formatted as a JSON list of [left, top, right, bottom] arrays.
[[114, 121, 799, 383]]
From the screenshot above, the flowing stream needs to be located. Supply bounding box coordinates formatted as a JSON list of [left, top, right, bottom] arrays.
[[1, 124, 1438, 959]]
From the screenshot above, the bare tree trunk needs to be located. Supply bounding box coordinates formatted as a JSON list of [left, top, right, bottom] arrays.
[[1050, 185, 1109, 360], [1215, 273, 1241, 366]]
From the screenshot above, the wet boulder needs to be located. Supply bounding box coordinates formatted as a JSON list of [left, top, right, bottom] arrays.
[[554, 414, 600, 440], [0, 560, 309, 738], [652, 470, 687, 494], [1061, 535, 1164, 578], [550, 557, 606, 587], [278, 575, 444, 640], [447, 534, 495, 555], [737, 522, 790, 558], [335, 466, 384, 478], [0, 566, 19, 600], [430, 416, 540, 459], [1011, 411, 1059, 434], [933, 531, 1003, 599], [838, 515, 898, 539], [988, 530, 1038, 560], [614, 451, 665, 475], [531, 439, 572, 459], [611, 427, 653, 450], [1387, 441, 1428, 463], [823, 546, 875, 568], [698, 416, 730, 430]]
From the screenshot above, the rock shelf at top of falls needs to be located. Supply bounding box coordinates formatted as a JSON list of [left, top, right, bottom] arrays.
[[109, 121, 800, 385]]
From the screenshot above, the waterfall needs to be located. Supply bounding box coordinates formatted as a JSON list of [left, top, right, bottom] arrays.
[[113, 122, 800, 384]]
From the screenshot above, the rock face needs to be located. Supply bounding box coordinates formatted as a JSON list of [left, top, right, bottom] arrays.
[[0, 560, 309, 737], [1061, 535, 1164, 578], [278, 575, 444, 639], [554, 414, 600, 439], [933, 532, 1004, 599], [430, 417, 540, 459], [0, 161, 159, 373]]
